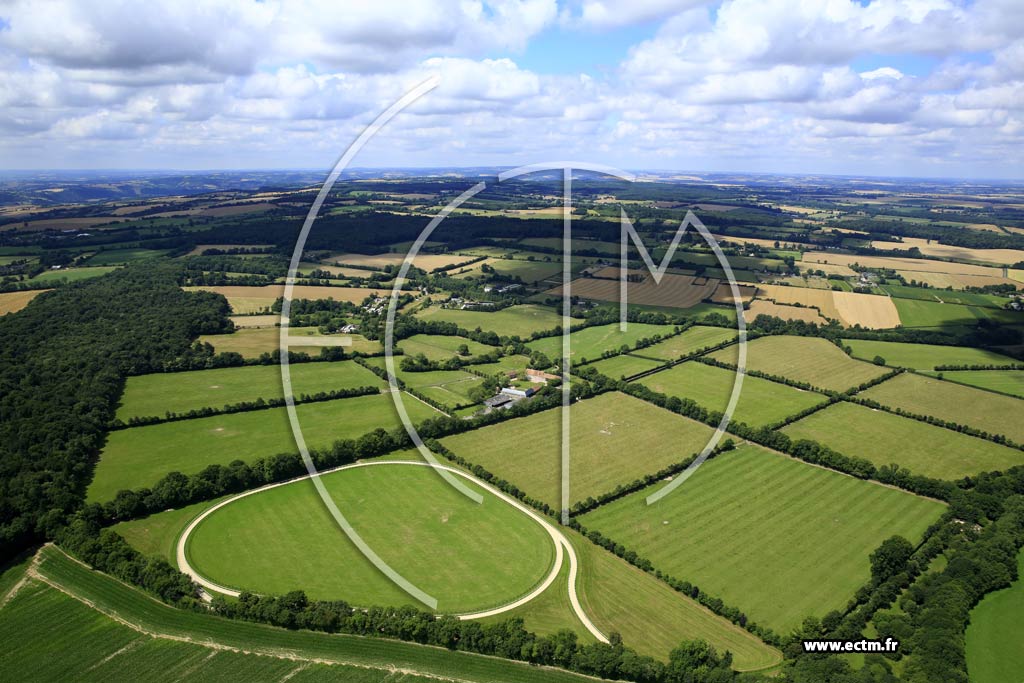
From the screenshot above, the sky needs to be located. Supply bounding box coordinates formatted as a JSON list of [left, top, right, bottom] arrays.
[[0, 0, 1022, 178]]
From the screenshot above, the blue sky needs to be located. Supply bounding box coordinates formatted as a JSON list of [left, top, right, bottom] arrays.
[[0, 0, 1021, 178]]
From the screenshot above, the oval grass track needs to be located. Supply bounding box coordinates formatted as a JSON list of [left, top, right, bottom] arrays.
[[185, 462, 557, 614], [579, 444, 946, 634]]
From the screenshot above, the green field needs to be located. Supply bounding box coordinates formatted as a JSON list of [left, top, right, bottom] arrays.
[[397, 333, 497, 361], [781, 401, 1024, 480], [633, 325, 737, 361], [85, 248, 170, 265], [487, 257, 565, 283], [637, 361, 828, 428], [877, 284, 1010, 308], [30, 266, 120, 283], [415, 303, 565, 337], [363, 357, 484, 410], [442, 392, 715, 509], [89, 393, 441, 502], [4, 546, 596, 683], [860, 372, 1024, 443], [526, 322, 674, 364], [187, 464, 554, 612], [520, 237, 620, 254], [844, 339, 1018, 372], [941, 369, 1024, 398], [470, 353, 534, 375], [113, 496, 225, 561], [116, 360, 385, 421], [966, 549, 1024, 683], [579, 445, 946, 634], [711, 335, 887, 392], [198, 327, 383, 358], [892, 298, 1019, 329], [588, 354, 663, 379]]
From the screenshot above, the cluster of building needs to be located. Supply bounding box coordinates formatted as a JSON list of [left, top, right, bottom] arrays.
[[480, 368, 560, 412]]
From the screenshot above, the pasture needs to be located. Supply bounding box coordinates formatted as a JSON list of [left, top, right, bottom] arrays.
[[85, 248, 169, 265], [13, 546, 594, 683], [710, 335, 888, 392], [965, 549, 1024, 683], [198, 327, 383, 357], [186, 464, 554, 612], [115, 360, 385, 421], [364, 357, 484, 410], [441, 392, 716, 509], [567, 532, 781, 669], [942, 370, 1024, 398], [398, 333, 497, 361], [579, 444, 946, 634], [780, 401, 1024, 480], [415, 303, 564, 337], [637, 361, 828, 428], [0, 289, 48, 315], [588, 354, 663, 379], [843, 339, 1018, 372], [88, 393, 441, 502], [860, 372, 1024, 443], [526, 322, 674, 364], [30, 266, 119, 283], [184, 285, 387, 314], [891, 298, 1016, 329], [633, 325, 737, 361]]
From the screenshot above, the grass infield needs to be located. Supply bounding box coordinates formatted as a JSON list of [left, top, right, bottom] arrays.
[[965, 549, 1024, 683], [843, 339, 1019, 373], [186, 463, 555, 612]]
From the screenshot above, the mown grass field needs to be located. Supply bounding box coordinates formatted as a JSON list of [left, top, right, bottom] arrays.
[[569, 532, 781, 669], [526, 322, 674, 364], [637, 361, 828, 428], [415, 303, 564, 337], [844, 339, 1018, 372], [580, 445, 946, 634], [710, 335, 887, 391], [588, 354, 663, 379], [30, 266, 119, 283], [116, 360, 385, 420], [85, 248, 170, 265], [363, 357, 484, 410], [88, 393, 441, 502], [965, 549, 1024, 683], [892, 298, 1019, 329], [942, 369, 1024, 398], [633, 325, 737, 361], [781, 401, 1024, 479], [860, 372, 1024, 443], [442, 392, 715, 509], [187, 464, 554, 612], [113, 497, 226, 561], [10, 546, 596, 683], [397, 333, 497, 361], [198, 327, 383, 358]]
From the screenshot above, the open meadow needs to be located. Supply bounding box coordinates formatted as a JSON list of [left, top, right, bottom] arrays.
[[579, 445, 946, 634], [526, 322, 674, 363], [184, 285, 387, 314], [198, 327, 383, 357], [442, 392, 715, 509], [414, 303, 564, 337], [710, 335, 888, 391], [186, 463, 554, 612], [860, 372, 1024, 443], [941, 369, 1024, 398], [637, 361, 828, 428], [397, 333, 497, 361], [588, 353, 663, 379], [844, 339, 1018, 372], [116, 360, 386, 420], [965, 549, 1024, 683], [780, 401, 1024, 479], [88, 393, 441, 502], [632, 325, 737, 361]]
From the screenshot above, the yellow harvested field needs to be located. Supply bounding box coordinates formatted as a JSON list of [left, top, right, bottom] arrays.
[[229, 314, 280, 328], [329, 252, 467, 271], [896, 270, 1023, 290], [198, 327, 382, 358], [743, 300, 827, 325], [711, 233, 799, 249], [298, 262, 385, 278], [185, 285, 387, 313], [710, 283, 757, 304], [1010, 269, 1024, 283], [832, 290, 901, 329], [0, 289, 49, 314], [755, 284, 900, 329], [547, 271, 720, 308], [965, 223, 1004, 233], [3, 216, 119, 231], [799, 261, 857, 276], [869, 238, 1024, 266], [803, 251, 1006, 277]]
